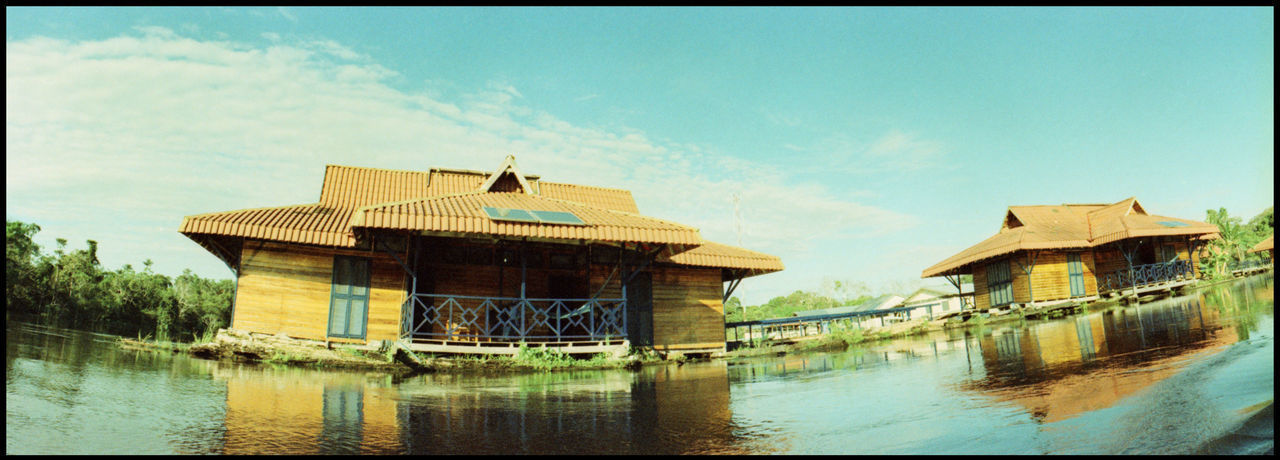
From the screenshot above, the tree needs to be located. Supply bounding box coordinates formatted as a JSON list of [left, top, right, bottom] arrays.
[[820, 278, 870, 304], [724, 296, 745, 323], [6, 219, 235, 342], [1202, 207, 1272, 278], [6, 220, 45, 315]]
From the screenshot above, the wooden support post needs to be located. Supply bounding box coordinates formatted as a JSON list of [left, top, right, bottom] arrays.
[[1187, 236, 1197, 278], [410, 237, 419, 296], [375, 233, 416, 280], [519, 241, 527, 337], [1119, 240, 1141, 300], [1014, 250, 1039, 306], [723, 274, 743, 304], [945, 273, 967, 310]]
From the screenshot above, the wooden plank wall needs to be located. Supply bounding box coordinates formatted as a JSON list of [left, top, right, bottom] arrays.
[[1093, 247, 1128, 282], [233, 240, 406, 343], [969, 238, 1207, 310], [1155, 238, 1201, 277], [972, 262, 991, 311], [1024, 251, 1099, 301], [589, 263, 624, 299], [1009, 257, 1031, 304], [650, 266, 725, 352]]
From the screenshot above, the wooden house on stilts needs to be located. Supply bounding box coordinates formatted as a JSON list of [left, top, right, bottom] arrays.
[[921, 198, 1219, 312], [180, 156, 782, 356]]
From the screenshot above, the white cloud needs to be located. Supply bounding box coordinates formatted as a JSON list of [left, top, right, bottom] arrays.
[[6, 30, 916, 304], [865, 130, 945, 169], [797, 130, 950, 175]]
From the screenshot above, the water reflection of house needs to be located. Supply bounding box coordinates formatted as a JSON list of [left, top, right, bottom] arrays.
[[180, 156, 782, 356], [217, 366, 401, 454], [216, 361, 742, 454], [965, 296, 1238, 423], [396, 362, 741, 454]]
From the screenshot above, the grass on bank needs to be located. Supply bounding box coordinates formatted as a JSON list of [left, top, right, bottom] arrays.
[[418, 343, 664, 372]]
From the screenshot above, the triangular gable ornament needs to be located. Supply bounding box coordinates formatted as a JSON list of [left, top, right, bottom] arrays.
[[479, 154, 536, 195]]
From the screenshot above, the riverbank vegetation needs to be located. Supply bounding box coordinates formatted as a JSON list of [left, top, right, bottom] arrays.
[[424, 344, 663, 372], [724, 276, 973, 324], [7, 220, 234, 343], [1200, 207, 1273, 280]]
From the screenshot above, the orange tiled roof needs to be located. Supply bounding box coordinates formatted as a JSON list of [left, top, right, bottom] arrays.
[[181, 157, 778, 271], [922, 197, 1219, 278], [180, 203, 357, 247], [663, 240, 784, 274], [349, 192, 701, 245], [317, 165, 638, 213], [1250, 235, 1273, 253]]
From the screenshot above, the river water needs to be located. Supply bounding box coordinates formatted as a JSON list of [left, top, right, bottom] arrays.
[[6, 275, 1274, 455]]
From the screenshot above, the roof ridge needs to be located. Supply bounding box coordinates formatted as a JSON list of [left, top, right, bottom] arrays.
[[353, 191, 488, 213], [325, 164, 433, 174], [184, 202, 323, 219], [431, 166, 541, 180], [539, 180, 636, 194], [325, 163, 638, 198]]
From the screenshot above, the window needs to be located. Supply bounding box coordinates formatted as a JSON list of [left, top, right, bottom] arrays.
[[987, 260, 1014, 307], [328, 256, 371, 339]]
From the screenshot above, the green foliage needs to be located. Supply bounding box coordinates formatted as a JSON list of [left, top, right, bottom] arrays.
[[723, 289, 872, 323], [7, 220, 46, 315], [1246, 207, 1273, 237], [1201, 207, 1273, 279], [6, 219, 234, 342]]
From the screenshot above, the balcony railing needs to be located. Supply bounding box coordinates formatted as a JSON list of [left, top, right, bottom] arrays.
[[1100, 259, 1195, 293], [399, 293, 627, 343]]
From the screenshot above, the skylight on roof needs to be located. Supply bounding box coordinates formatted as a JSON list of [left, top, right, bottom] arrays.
[[1156, 221, 1190, 228], [483, 206, 586, 226], [529, 210, 586, 225], [482, 206, 538, 223]]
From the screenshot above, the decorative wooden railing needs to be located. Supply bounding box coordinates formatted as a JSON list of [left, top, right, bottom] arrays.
[[1100, 260, 1195, 293], [399, 294, 627, 343]]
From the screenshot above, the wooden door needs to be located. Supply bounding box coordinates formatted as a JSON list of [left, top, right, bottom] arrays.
[[1067, 253, 1086, 297], [625, 272, 653, 347], [328, 255, 371, 339]]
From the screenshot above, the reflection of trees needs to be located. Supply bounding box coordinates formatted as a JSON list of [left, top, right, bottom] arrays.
[[1207, 274, 1275, 341]]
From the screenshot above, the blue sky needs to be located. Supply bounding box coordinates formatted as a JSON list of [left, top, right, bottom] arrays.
[[6, 7, 1274, 304]]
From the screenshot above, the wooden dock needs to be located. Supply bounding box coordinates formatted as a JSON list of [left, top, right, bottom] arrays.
[[1231, 264, 1272, 278]]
